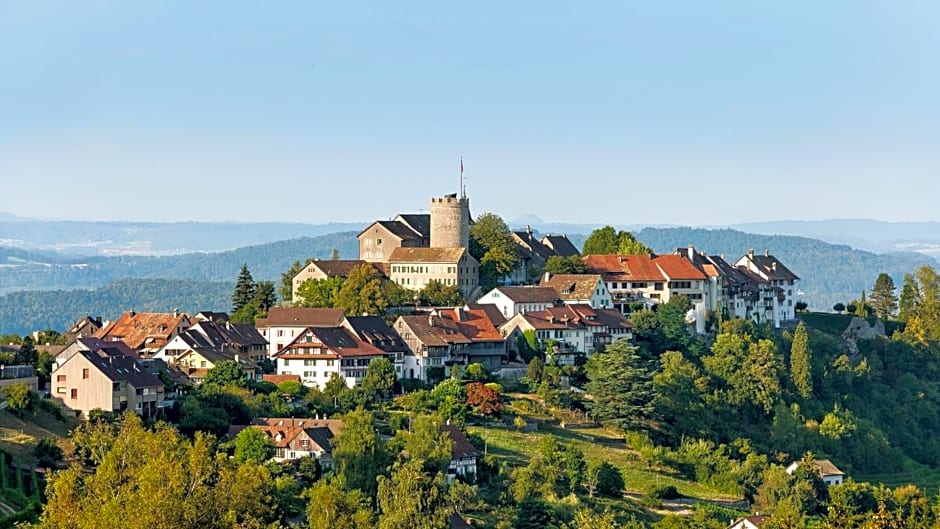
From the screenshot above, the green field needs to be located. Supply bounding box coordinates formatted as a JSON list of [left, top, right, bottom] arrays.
[[798, 312, 904, 336]]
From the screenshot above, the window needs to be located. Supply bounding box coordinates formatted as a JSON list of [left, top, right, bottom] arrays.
[[200, 361, 207, 368], [283, 359, 290, 366], [56, 374, 66, 382], [56, 387, 66, 394], [301, 439, 308, 447], [82, 368, 89, 379], [365, 238, 372, 246], [277, 329, 284, 337], [304, 371, 315, 378], [376, 238, 383, 246], [654, 282, 664, 291], [326, 360, 334, 366], [70, 388, 78, 400], [304, 359, 314, 366], [633, 282, 648, 288]]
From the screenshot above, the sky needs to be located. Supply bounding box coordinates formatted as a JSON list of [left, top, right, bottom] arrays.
[[2, 1, 939, 226]]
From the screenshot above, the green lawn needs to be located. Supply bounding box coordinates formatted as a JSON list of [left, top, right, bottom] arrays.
[[855, 465, 940, 494], [468, 423, 739, 502], [0, 409, 76, 467]]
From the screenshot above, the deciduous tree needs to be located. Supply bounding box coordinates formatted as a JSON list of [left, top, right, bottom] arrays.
[[297, 277, 344, 308], [361, 357, 396, 398], [234, 426, 275, 464], [790, 322, 812, 399], [469, 213, 520, 288], [336, 264, 388, 316], [332, 408, 387, 497], [870, 273, 898, 320]]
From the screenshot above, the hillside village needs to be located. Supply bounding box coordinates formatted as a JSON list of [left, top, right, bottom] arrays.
[[4, 190, 940, 529]]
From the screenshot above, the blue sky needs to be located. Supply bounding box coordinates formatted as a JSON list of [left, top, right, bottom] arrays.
[[2, 1, 938, 225]]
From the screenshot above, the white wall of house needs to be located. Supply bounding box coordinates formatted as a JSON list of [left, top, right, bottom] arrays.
[[277, 357, 341, 389], [476, 289, 554, 317]]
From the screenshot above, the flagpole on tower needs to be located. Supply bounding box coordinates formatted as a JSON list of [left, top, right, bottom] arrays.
[[459, 156, 465, 199]]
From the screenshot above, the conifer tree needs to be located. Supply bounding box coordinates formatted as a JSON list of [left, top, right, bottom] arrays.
[[584, 340, 656, 432], [790, 322, 812, 399], [870, 273, 898, 320], [898, 273, 918, 322], [232, 263, 256, 313]]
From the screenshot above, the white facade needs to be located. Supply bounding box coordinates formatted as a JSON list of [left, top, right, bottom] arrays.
[[476, 287, 556, 318]]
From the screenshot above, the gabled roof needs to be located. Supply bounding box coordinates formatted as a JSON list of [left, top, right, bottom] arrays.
[[262, 374, 301, 386], [539, 274, 604, 300], [238, 417, 343, 453], [95, 311, 190, 351], [394, 214, 432, 239], [540, 235, 580, 257], [277, 326, 387, 359], [389, 247, 467, 263], [466, 303, 507, 327], [437, 308, 504, 342], [304, 259, 388, 279], [730, 515, 769, 529], [344, 316, 408, 353], [255, 307, 346, 328], [76, 351, 163, 388], [489, 286, 559, 304], [76, 337, 139, 359], [191, 311, 230, 323], [443, 424, 481, 459], [358, 220, 425, 241], [654, 254, 707, 280], [66, 316, 103, 335], [585, 254, 705, 282], [511, 229, 555, 264], [746, 253, 800, 281], [178, 347, 258, 370], [396, 315, 473, 347]]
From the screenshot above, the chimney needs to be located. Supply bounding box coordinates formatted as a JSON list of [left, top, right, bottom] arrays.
[[234, 354, 240, 364], [525, 225, 531, 235], [772, 262, 777, 271], [687, 244, 694, 260], [428, 316, 434, 328], [764, 249, 770, 257], [543, 271, 552, 283], [173, 308, 179, 318], [747, 248, 754, 259]]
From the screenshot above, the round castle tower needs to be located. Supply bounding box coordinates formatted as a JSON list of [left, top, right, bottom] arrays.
[[430, 194, 470, 249]]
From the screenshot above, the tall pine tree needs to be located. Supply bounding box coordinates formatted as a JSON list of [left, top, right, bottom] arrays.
[[790, 322, 812, 399], [584, 340, 656, 432], [870, 273, 898, 320], [231, 263, 256, 313]]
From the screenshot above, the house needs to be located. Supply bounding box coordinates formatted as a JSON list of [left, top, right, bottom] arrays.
[[255, 307, 346, 358], [388, 247, 480, 298], [0, 366, 39, 392], [275, 326, 389, 389], [728, 515, 769, 529], [155, 320, 268, 365], [54, 337, 138, 368], [358, 218, 430, 263], [343, 316, 410, 378], [95, 310, 191, 356], [538, 273, 612, 310], [476, 286, 559, 318], [290, 260, 389, 304], [232, 417, 343, 465], [583, 254, 707, 311], [436, 307, 507, 371], [735, 249, 801, 328], [443, 424, 481, 482], [506, 228, 580, 285], [785, 459, 845, 486], [500, 304, 633, 363], [190, 311, 230, 323], [673, 246, 761, 322], [62, 315, 103, 344], [51, 350, 164, 418], [173, 347, 260, 386]]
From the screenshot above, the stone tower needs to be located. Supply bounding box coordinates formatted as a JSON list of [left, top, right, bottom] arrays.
[[430, 193, 470, 249]]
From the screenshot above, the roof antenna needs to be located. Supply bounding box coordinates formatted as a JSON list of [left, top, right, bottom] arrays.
[[459, 156, 465, 199]]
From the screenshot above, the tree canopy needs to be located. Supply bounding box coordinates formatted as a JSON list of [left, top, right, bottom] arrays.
[[469, 213, 520, 288], [582, 226, 649, 255]]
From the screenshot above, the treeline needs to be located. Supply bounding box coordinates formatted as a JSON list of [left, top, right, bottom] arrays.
[[0, 278, 232, 335]]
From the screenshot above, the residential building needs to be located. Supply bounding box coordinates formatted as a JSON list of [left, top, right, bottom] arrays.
[[476, 286, 559, 318], [232, 417, 343, 465], [785, 459, 845, 486], [290, 260, 389, 304], [62, 316, 103, 345], [95, 310, 191, 356], [538, 273, 612, 309], [728, 516, 769, 529], [173, 348, 260, 386], [443, 424, 481, 482], [500, 304, 632, 363], [673, 246, 763, 322], [358, 216, 431, 263], [735, 249, 800, 328], [255, 307, 346, 358], [343, 316, 410, 378], [388, 247, 480, 298], [506, 228, 579, 285], [155, 320, 267, 365], [275, 326, 388, 389], [0, 366, 39, 392], [51, 351, 164, 418], [540, 234, 581, 258], [54, 337, 138, 367]]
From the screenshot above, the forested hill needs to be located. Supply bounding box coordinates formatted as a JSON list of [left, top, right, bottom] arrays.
[[0, 279, 232, 335], [0, 232, 360, 294], [635, 227, 936, 310]]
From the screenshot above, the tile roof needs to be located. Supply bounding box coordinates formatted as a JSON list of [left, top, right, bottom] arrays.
[[388, 247, 467, 263], [540, 235, 581, 257], [307, 259, 388, 279], [178, 347, 258, 370], [585, 254, 705, 281], [255, 307, 346, 328], [277, 326, 387, 359], [96, 311, 190, 351], [490, 286, 559, 304], [396, 315, 473, 347], [813, 459, 845, 476], [748, 254, 800, 281], [539, 274, 604, 300], [78, 351, 163, 388], [243, 417, 343, 452], [262, 374, 302, 385], [731, 515, 769, 528], [511, 230, 555, 264], [438, 308, 505, 342], [76, 337, 139, 358], [344, 316, 408, 353], [466, 303, 508, 327], [377, 220, 425, 241], [443, 424, 481, 459], [653, 254, 706, 280]]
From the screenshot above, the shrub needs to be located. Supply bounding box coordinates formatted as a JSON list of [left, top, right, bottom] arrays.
[[648, 484, 680, 499]]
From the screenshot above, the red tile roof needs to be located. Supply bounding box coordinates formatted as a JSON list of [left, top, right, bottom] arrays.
[[584, 254, 705, 281], [539, 274, 604, 300], [95, 312, 190, 351], [438, 308, 504, 342], [276, 327, 386, 359], [653, 254, 706, 280], [262, 374, 302, 385]]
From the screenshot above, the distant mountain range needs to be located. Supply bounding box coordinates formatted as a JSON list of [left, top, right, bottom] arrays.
[[1, 222, 936, 335]]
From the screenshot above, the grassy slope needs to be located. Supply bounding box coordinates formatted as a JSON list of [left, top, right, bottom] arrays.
[[0, 410, 77, 468]]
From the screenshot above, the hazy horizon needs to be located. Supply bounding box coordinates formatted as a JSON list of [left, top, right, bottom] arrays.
[[4, 2, 939, 225]]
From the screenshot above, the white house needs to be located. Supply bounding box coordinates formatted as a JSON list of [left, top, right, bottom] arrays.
[[734, 249, 800, 328], [255, 307, 346, 358], [275, 326, 388, 389], [785, 458, 845, 486], [475, 286, 559, 318], [728, 515, 769, 529], [443, 425, 481, 482], [538, 273, 612, 310]]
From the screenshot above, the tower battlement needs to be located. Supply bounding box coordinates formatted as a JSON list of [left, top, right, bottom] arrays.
[[430, 194, 470, 249]]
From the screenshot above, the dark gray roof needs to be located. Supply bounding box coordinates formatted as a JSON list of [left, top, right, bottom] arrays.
[[376, 220, 424, 241], [749, 254, 800, 281], [396, 214, 432, 239], [345, 316, 408, 353], [82, 351, 163, 388], [540, 235, 580, 257]]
